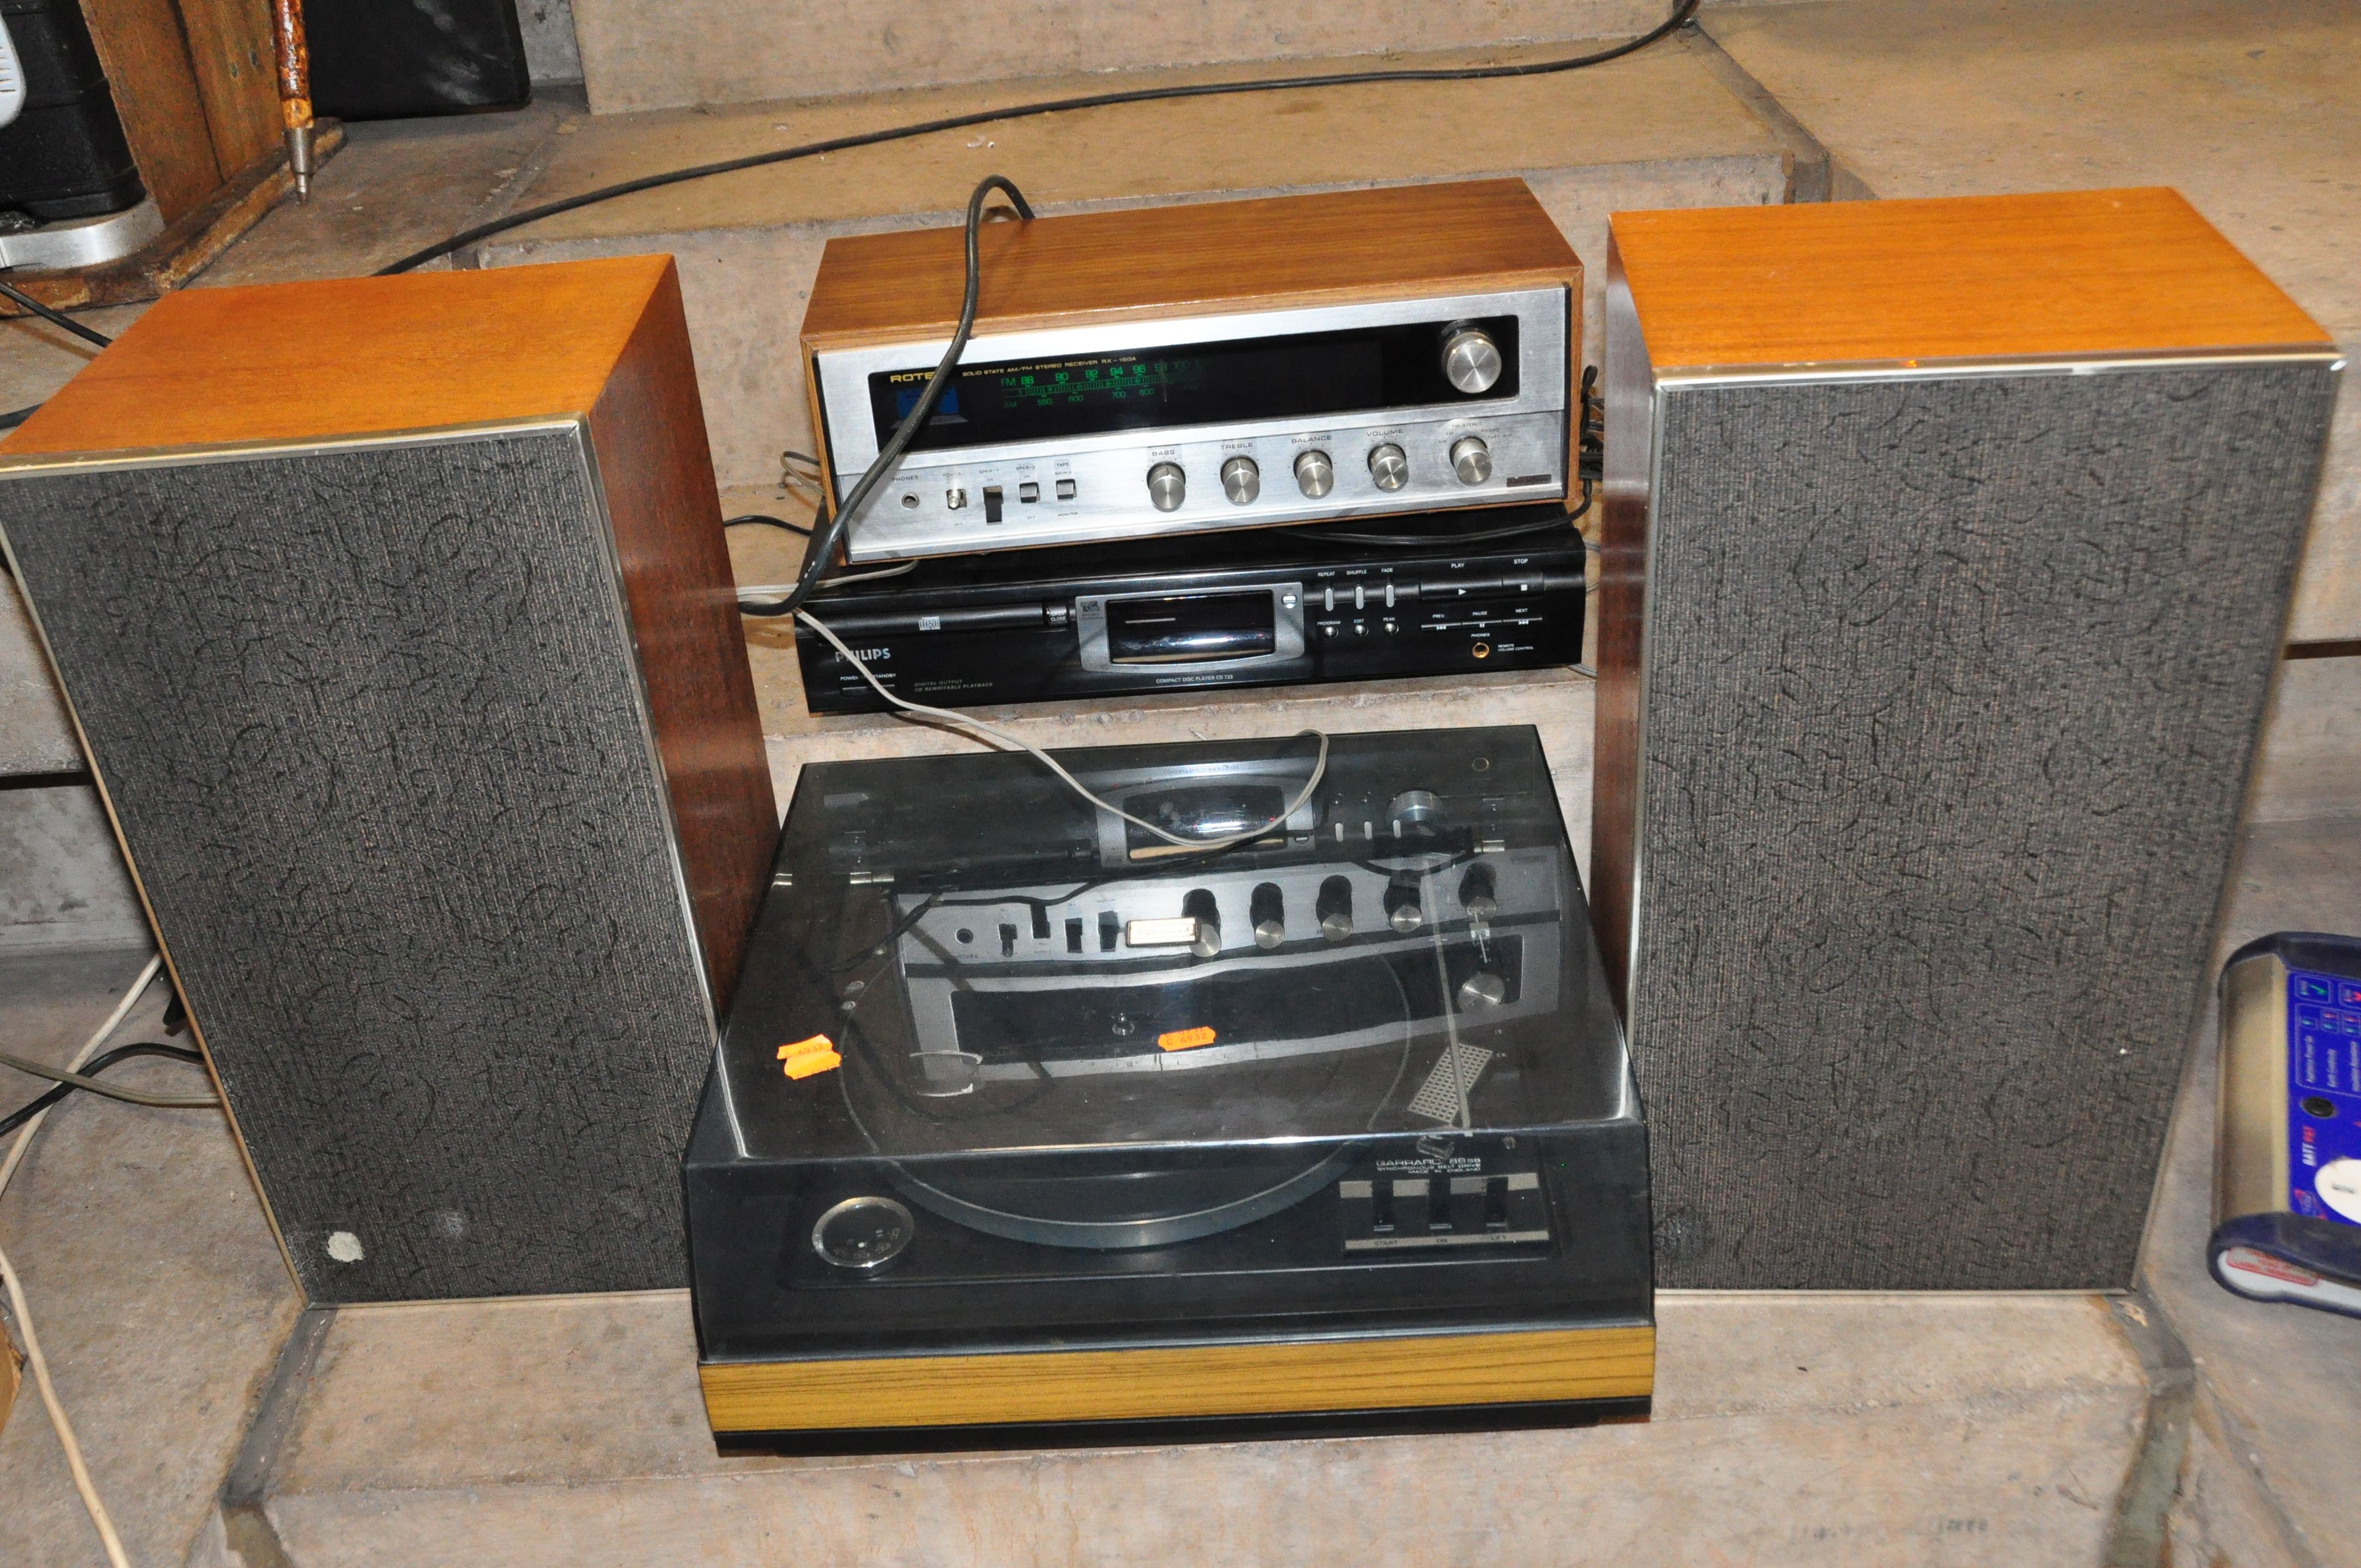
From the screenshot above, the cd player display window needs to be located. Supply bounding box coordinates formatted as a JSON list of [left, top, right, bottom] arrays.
[[869, 317, 1521, 452], [1105, 591, 1276, 665]]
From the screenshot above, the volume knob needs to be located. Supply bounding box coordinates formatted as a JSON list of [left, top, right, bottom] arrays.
[[1367, 444, 1408, 492], [1450, 436, 1492, 486], [1221, 455, 1261, 505], [1146, 462, 1187, 511], [1441, 327, 1503, 395], [1294, 449, 1335, 499]]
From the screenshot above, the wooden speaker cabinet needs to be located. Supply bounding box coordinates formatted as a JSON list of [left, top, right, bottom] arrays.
[[1595, 188, 2340, 1291], [0, 257, 776, 1303]]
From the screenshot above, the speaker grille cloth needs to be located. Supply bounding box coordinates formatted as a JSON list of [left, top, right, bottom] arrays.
[[0, 430, 716, 1302], [1635, 363, 2333, 1289]]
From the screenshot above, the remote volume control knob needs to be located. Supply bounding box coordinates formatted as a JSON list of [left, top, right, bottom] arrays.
[[1368, 444, 1408, 492], [1294, 449, 1335, 499], [1450, 436, 1492, 486], [1146, 462, 1187, 512], [1441, 326, 1504, 395], [1221, 456, 1261, 505]]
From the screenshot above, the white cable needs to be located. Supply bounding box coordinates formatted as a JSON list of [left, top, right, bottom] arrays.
[[0, 951, 161, 1568], [797, 609, 1329, 851]]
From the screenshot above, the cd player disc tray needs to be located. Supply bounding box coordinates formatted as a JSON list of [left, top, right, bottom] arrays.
[[684, 725, 1652, 1447]]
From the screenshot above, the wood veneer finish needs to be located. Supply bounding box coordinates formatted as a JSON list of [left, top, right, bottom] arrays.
[[2, 256, 670, 458], [801, 179, 1582, 349], [586, 268, 777, 1010], [1612, 187, 2331, 373], [700, 1325, 1655, 1433]]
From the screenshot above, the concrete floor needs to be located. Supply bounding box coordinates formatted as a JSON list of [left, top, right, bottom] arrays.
[[2, 2, 2359, 1562]]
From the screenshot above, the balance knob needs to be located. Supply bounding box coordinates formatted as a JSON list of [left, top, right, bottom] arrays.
[[1251, 883, 1286, 950], [1146, 462, 1187, 512], [1441, 327, 1503, 395], [1221, 456, 1261, 505], [1367, 444, 1408, 492], [1294, 449, 1335, 499], [1450, 436, 1492, 486], [1316, 875, 1354, 943]]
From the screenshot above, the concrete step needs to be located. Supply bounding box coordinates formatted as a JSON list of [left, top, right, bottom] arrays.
[[564, 0, 1682, 116], [236, 1287, 2158, 1566], [473, 35, 1814, 492], [1702, 0, 2361, 643]]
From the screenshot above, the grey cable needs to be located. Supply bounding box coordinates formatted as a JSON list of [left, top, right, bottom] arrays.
[[0, 1046, 220, 1109]]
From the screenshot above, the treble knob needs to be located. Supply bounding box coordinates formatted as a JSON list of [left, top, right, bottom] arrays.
[[1294, 449, 1335, 499], [1450, 436, 1492, 486], [1316, 875, 1354, 943], [1384, 878, 1423, 934], [1441, 326, 1503, 395], [1221, 455, 1260, 505], [1367, 444, 1408, 492], [1251, 883, 1286, 950], [1146, 462, 1187, 512]]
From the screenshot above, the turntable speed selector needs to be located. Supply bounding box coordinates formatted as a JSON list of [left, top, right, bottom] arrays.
[[1221, 456, 1261, 505], [1441, 326, 1503, 395], [1294, 449, 1335, 498], [1368, 444, 1408, 492], [1146, 462, 1187, 511], [1450, 437, 1493, 486]]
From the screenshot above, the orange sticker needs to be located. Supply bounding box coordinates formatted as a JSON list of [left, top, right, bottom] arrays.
[[778, 1035, 840, 1079], [1157, 1026, 1217, 1053]]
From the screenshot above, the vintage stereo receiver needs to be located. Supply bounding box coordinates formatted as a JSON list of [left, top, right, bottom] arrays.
[[801, 179, 1581, 563], [685, 726, 1652, 1449], [792, 505, 1586, 714]]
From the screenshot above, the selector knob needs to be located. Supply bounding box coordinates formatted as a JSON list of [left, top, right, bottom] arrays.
[[1441, 326, 1504, 395], [1450, 436, 1493, 486], [1221, 456, 1261, 505], [1181, 888, 1222, 958], [1146, 462, 1187, 512], [1251, 882, 1286, 950], [1368, 444, 1409, 492], [1316, 875, 1355, 943], [1294, 449, 1335, 499], [1459, 863, 1499, 921]]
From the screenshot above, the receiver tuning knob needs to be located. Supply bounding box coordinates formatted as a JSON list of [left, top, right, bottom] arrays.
[[1367, 443, 1408, 492], [1221, 456, 1261, 505], [1294, 449, 1335, 499], [1146, 462, 1187, 512], [1450, 436, 1492, 486], [1441, 326, 1503, 395]]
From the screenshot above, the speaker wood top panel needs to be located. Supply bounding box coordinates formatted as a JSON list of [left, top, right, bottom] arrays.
[[1612, 187, 2331, 373], [801, 178, 1581, 348], [0, 255, 680, 460]]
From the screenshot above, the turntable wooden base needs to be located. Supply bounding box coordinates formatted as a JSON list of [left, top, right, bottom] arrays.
[[701, 1324, 1653, 1435]]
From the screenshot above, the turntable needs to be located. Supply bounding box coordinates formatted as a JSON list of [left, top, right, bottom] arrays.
[[683, 726, 1652, 1449]]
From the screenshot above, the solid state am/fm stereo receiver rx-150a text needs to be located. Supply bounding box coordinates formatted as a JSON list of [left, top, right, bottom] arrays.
[[798, 181, 1582, 563]]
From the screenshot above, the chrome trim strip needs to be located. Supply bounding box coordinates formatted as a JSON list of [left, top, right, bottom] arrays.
[[1651, 346, 2344, 389], [0, 418, 590, 477]]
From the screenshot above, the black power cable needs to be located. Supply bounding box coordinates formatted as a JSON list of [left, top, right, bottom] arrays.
[[374, 1, 1700, 277], [0, 279, 113, 351], [739, 173, 1034, 620], [0, 1042, 209, 1140]]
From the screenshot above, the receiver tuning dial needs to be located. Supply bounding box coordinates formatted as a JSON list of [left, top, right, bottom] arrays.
[[1146, 462, 1187, 512], [1450, 436, 1492, 486], [1441, 326, 1503, 395], [1221, 456, 1261, 505], [1367, 443, 1408, 492], [1294, 449, 1335, 499]]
